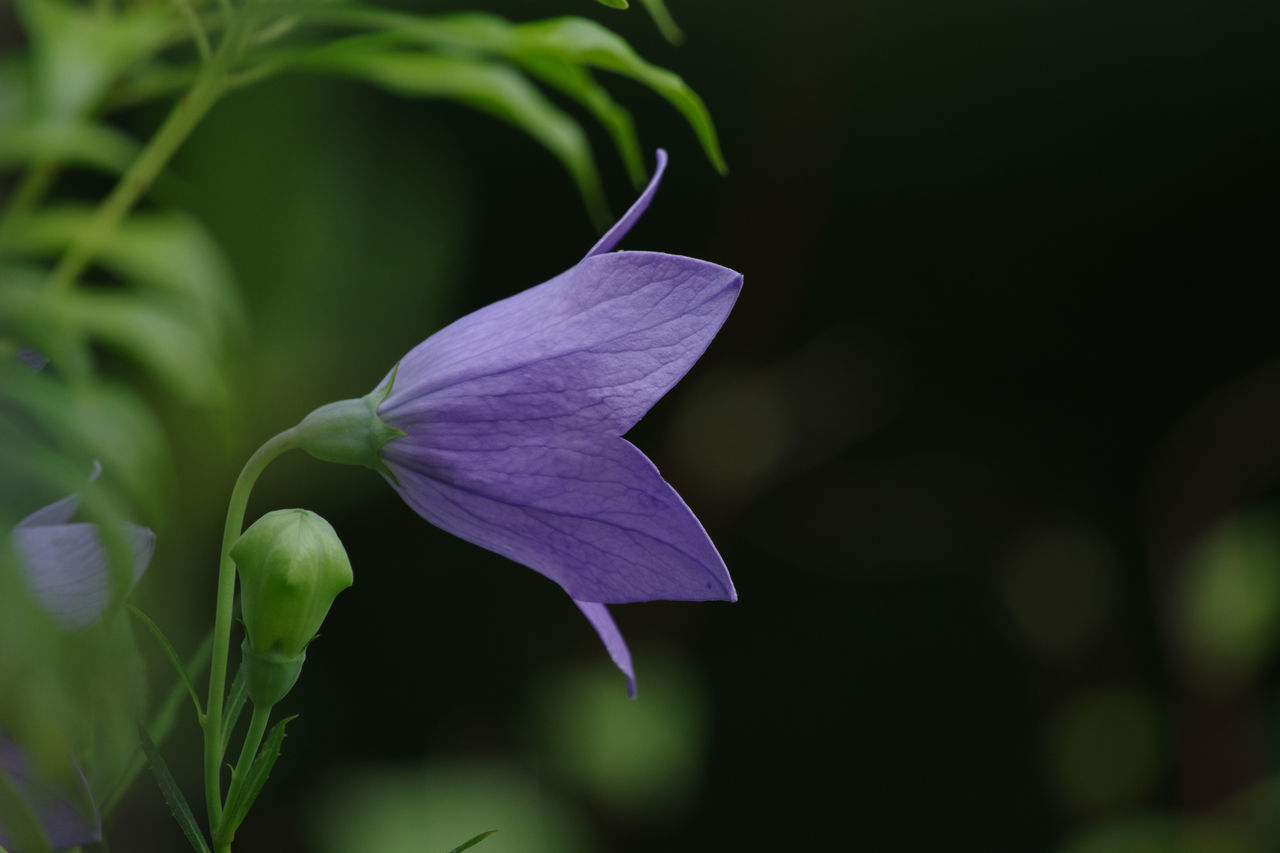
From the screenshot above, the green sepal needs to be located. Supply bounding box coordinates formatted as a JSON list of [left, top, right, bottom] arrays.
[[242, 638, 305, 710], [295, 367, 406, 479]]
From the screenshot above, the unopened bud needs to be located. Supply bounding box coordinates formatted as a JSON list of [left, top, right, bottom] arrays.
[[231, 509, 352, 706]]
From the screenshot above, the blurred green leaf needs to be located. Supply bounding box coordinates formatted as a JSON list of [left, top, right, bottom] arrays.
[[0, 362, 169, 522], [637, 0, 684, 44], [0, 120, 140, 175], [297, 43, 609, 227], [593, 0, 630, 10], [14, 0, 172, 120], [309, 761, 594, 853], [0, 206, 244, 345], [0, 276, 228, 410], [1178, 507, 1280, 687]]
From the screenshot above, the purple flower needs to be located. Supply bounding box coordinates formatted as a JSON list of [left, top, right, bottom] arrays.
[[374, 151, 738, 695], [0, 738, 100, 852], [300, 151, 739, 695], [10, 464, 155, 630], [2, 468, 151, 848]]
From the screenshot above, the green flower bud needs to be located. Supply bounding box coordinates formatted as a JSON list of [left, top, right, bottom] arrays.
[[295, 374, 404, 478], [231, 509, 352, 706]]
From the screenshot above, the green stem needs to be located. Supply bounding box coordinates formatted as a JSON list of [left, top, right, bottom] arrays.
[[45, 13, 247, 294], [202, 428, 300, 829], [213, 703, 272, 852]]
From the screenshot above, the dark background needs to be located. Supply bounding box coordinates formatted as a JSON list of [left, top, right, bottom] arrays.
[[115, 0, 1280, 850]]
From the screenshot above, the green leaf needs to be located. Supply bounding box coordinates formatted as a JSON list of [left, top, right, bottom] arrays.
[[128, 606, 205, 720], [0, 277, 228, 409], [136, 722, 212, 853], [303, 8, 722, 177], [0, 120, 141, 174], [0, 206, 244, 345], [220, 662, 250, 760], [14, 0, 172, 120], [298, 44, 610, 227], [505, 51, 645, 187], [515, 16, 726, 172], [0, 357, 170, 522], [447, 830, 498, 853], [221, 716, 296, 833], [637, 0, 684, 44], [593, 0, 630, 9]]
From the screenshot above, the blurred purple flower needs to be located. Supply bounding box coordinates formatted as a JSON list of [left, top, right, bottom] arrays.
[[10, 463, 155, 629], [373, 151, 739, 695], [2, 467, 150, 848], [0, 738, 100, 852]]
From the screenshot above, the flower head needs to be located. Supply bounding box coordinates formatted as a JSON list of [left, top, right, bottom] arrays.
[[299, 151, 739, 695]]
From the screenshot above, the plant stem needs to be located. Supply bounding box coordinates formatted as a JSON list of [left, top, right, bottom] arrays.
[[45, 11, 247, 294], [212, 702, 272, 853], [202, 428, 300, 829]]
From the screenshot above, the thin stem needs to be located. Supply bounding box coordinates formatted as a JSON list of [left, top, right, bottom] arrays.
[[171, 0, 213, 62], [213, 703, 272, 852], [202, 428, 301, 829]]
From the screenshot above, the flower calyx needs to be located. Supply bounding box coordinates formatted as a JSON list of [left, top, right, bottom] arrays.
[[294, 371, 405, 479]]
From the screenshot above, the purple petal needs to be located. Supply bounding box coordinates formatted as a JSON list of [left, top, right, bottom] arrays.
[[17, 348, 49, 371], [573, 599, 636, 698], [382, 432, 735, 604], [0, 737, 101, 851], [11, 522, 154, 629], [584, 149, 668, 258], [381, 251, 741, 437]]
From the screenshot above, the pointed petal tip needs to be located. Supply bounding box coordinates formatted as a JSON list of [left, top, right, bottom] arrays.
[[585, 148, 670, 258]]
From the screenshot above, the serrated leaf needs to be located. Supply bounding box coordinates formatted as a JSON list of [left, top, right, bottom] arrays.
[[136, 723, 212, 853], [220, 716, 295, 833], [515, 16, 726, 172], [298, 45, 609, 227], [447, 830, 498, 853]]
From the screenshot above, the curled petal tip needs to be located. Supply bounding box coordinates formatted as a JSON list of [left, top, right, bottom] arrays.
[[585, 149, 670, 259]]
